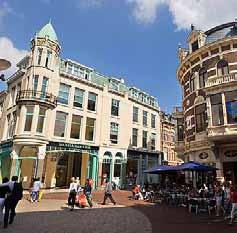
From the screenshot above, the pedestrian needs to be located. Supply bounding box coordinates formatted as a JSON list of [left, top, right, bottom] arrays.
[[0, 177, 11, 227], [215, 183, 224, 217], [68, 177, 78, 211], [30, 177, 42, 203], [229, 185, 237, 225], [102, 179, 116, 205], [4, 176, 23, 228], [84, 178, 93, 207]]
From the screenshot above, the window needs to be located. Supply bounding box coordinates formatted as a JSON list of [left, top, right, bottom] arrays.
[[37, 108, 46, 133], [225, 91, 237, 124], [199, 68, 207, 88], [7, 114, 11, 138], [217, 60, 229, 76], [54, 111, 67, 137], [195, 104, 206, 133], [132, 128, 138, 147], [143, 111, 148, 126], [45, 50, 52, 68], [151, 114, 156, 128], [210, 94, 224, 126], [85, 117, 95, 141], [24, 106, 34, 131], [189, 75, 195, 92], [177, 118, 184, 141], [33, 75, 39, 95], [58, 83, 70, 105], [12, 111, 16, 136], [70, 115, 82, 139], [67, 63, 73, 74], [142, 130, 148, 148], [41, 76, 48, 98], [110, 122, 119, 144], [133, 106, 139, 122], [151, 133, 156, 151], [87, 92, 97, 111], [37, 48, 43, 65], [73, 66, 79, 76], [191, 40, 199, 52], [11, 87, 16, 105], [74, 88, 84, 108], [111, 99, 119, 116]]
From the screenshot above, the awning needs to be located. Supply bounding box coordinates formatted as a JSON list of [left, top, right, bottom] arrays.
[[144, 161, 217, 174], [144, 165, 178, 174], [176, 161, 217, 171], [0, 150, 11, 160]]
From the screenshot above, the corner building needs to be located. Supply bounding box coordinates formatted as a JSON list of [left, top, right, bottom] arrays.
[[0, 22, 161, 189], [175, 21, 237, 184]]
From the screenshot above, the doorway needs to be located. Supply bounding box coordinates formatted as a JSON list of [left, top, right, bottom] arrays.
[[223, 162, 237, 184]]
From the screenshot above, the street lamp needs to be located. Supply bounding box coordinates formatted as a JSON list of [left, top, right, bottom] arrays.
[[0, 58, 11, 82]]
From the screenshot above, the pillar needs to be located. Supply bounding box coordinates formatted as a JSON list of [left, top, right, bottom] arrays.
[[81, 152, 89, 186], [110, 159, 114, 182], [36, 145, 46, 182], [98, 161, 103, 186], [91, 155, 97, 189], [9, 145, 21, 179], [222, 93, 228, 125]]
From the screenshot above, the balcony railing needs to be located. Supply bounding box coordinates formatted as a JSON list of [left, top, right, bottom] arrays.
[[16, 90, 57, 108], [206, 73, 237, 88], [173, 106, 183, 113]]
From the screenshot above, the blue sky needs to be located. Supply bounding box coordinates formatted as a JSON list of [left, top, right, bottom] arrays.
[[0, 0, 236, 112]]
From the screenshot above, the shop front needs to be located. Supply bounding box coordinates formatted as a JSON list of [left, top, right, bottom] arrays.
[[45, 141, 99, 189], [126, 149, 160, 187]]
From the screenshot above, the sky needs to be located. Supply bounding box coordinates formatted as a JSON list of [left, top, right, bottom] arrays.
[[1, 0, 237, 113]]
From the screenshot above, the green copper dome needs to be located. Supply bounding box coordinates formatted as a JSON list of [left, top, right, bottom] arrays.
[[37, 22, 58, 43]]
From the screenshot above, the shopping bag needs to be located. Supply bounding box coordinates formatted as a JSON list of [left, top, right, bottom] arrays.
[[38, 190, 43, 201]]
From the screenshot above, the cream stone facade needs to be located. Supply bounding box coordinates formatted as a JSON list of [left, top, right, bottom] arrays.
[[0, 22, 161, 189], [174, 21, 237, 184]]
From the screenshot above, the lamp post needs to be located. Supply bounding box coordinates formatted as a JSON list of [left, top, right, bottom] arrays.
[[0, 58, 11, 81]]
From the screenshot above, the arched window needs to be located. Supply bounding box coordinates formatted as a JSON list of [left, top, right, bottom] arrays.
[[217, 60, 229, 76], [199, 67, 207, 88]]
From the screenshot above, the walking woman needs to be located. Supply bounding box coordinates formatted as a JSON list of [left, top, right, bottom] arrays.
[[68, 177, 78, 211]]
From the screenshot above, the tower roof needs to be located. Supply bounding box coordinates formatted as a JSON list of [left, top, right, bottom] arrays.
[[37, 21, 59, 43]]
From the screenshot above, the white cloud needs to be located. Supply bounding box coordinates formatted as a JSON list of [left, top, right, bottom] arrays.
[[126, 0, 164, 24], [127, 0, 237, 30], [0, 37, 28, 78], [0, 1, 12, 27]]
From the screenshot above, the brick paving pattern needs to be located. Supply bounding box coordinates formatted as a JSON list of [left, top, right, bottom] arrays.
[[1, 190, 237, 233]]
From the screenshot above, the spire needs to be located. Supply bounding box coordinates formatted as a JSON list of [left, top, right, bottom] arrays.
[[37, 21, 59, 43]]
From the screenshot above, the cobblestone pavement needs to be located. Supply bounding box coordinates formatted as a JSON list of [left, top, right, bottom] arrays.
[[3, 194, 152, 233], [2, 190, 237, 233]]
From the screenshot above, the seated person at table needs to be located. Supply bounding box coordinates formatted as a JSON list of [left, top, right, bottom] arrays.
[[134, 185, 143, 200], [199, 184, 208, 198], [188, 188, 198, 199]]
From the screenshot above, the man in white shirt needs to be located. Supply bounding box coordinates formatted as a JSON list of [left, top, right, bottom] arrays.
[[102, 179, 116, 205]]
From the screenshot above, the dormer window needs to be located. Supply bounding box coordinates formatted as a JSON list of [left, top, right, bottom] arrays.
[[217, 60, 229, 76], [191, 40, 199, 52]]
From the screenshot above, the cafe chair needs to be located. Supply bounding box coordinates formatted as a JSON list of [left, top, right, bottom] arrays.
[[208, 199, 216, 215], [189, 199, 199, 214]]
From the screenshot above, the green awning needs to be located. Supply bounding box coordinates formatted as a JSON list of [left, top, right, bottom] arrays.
[[0, 150, 11, 160]]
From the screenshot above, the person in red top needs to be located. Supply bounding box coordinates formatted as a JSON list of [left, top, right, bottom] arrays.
[[229, 185, 237, 224]]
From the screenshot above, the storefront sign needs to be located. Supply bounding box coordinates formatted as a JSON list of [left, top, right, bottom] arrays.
[[224, 150, 237, 158], [199, 152, 208, 159], [0, 141, 13, 154], [46, 141, 99, 153]]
